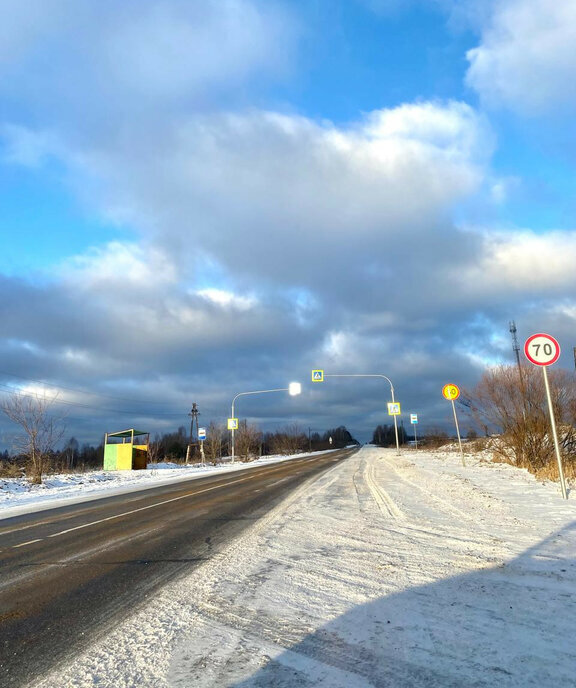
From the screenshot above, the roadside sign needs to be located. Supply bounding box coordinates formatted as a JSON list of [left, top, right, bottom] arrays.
[[442, 384, 465, 466], [524, 333, 561, 366], [227, 418, 238, 430], [524, 332, 567, 498], [442, 383, 460, 401], [198, 427, 206, 440], [311, 369, 324, 382], [410, 414, 418, 424], [387, 402, 401, 415]]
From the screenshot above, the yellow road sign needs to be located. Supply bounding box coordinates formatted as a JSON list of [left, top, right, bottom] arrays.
[[227, 418, 239, 430], [311, 369, 324, 382], [387, 402, 401, 415], [442, 383, 460, 400]]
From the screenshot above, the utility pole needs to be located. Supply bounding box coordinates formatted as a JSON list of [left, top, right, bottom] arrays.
[[510, 321, 527, 392], [186, 402, 200, 464]]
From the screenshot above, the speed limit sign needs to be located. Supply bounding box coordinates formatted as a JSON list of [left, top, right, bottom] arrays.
[[524, 333, 561, 366], [442, 383, 460, 401]]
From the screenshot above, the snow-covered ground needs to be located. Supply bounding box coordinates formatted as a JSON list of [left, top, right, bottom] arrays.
[[18, 446, 576, 687]]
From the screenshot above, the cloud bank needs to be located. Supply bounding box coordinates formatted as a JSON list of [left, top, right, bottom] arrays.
[[1, 0, 575, 444]]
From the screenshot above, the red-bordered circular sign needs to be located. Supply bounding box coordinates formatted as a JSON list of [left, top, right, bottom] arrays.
[[524, 333, 561, 366], [442, 383, 460, 400]]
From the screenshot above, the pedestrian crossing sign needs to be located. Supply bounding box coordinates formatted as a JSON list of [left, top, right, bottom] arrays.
[[227, 418, 238, 430], [311, 369, 324, 382], [387, 402, 401, 415]]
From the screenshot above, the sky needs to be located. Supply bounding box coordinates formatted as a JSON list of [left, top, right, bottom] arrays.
[[1, 0, 576, 447]]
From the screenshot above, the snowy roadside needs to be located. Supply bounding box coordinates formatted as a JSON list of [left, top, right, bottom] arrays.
[[30, 446, 576, 687], [0, 451, 335, 520]]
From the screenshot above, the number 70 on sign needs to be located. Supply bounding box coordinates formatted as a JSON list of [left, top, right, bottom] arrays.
[[524, 333, 561, 366]]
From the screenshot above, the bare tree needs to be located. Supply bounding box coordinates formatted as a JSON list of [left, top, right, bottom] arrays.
[[466, 364, 576, 475], [1, 392, 66, 484], [270, 423, 306, 455], [235, 421, 262, 462], [204, 421, 225, 464], [147, 433, 163, 465]]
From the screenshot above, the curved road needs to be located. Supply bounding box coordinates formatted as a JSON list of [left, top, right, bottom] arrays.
[[0, 449, 357, 687]]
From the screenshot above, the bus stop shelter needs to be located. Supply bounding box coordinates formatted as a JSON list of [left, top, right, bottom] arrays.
[[103, 429, 149, 470]]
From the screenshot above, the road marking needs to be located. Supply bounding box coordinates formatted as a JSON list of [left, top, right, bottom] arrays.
[[13, 538, 43, 548], [5, 453, 348, 549], [43, 474, 257, 540]]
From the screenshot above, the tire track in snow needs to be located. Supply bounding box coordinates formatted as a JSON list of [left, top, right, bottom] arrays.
[[364, 459, 405, 521], [378, 454, 479, 524]]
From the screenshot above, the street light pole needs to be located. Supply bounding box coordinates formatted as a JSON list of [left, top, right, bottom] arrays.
[[230, 383, 301, 462], [324, 374, 400, 455]]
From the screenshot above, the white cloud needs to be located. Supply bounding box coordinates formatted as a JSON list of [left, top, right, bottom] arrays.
[[61, 101, 490, 300], [475, 230, 576, 290], [196, 288, 256, 311], [489, 176, 521, 205], [97, 0, 294, 103], [466, 0, 576, 113], [0, 0, 297, 131], [61, 242, 178, 291]]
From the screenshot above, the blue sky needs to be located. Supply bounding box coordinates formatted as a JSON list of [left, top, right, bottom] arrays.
[[0, 0, 575, 447]]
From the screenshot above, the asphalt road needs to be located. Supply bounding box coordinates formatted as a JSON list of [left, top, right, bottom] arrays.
[[0, 449, 357, 687]]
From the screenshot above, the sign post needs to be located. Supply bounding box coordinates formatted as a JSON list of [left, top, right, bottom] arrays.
[[198, 427, 206, 465], [314, 372, 401, 455], [410, 413, 418, 449], [442, 384, 465, 466], [524, 333, 567, 499]]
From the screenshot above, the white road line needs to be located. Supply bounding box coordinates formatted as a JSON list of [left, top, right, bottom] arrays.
[[13, 538, 43, 548], [6, 455, 337, 549], [43, 474, 254, 540], [6, 474, 252, 549]]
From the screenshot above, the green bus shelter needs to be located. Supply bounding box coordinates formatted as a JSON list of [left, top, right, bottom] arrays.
[[103, 429, 149, 471]]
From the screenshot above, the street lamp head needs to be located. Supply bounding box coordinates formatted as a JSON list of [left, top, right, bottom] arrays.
[[288, 382, 302, 396]]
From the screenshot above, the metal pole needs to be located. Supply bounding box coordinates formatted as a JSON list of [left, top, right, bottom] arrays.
[[324, 374, 400, 454], [390, 384, 400, 455], [230, 387, 295, 464], [231, 399, 236, 463], [414, 423, 418, 450], [542, 366, 568, 499], [451, 399, 465, 467]]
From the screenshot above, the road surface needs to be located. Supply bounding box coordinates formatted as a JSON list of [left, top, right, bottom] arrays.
[[0, 449, 356, 687]]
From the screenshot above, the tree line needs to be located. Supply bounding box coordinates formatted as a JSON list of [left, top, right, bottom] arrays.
[[149, 422, 358, 464], [0, 391, 358, 483]]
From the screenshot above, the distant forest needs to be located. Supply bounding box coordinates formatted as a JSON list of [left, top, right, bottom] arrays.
[[0, 423, 359, 477]]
